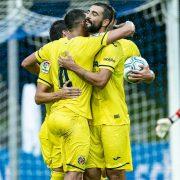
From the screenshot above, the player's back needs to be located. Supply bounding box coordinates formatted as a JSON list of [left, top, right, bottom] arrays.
[[50, 34, 108, 119]]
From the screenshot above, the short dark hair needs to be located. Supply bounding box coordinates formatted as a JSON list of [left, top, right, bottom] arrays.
[[64, 9, 86, 30], [49, 20, 67, 41], [92, 3, 116, 22]]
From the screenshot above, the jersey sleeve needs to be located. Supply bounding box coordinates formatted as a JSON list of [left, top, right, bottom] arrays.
[[99, 42, 123, 72], [35, 42, 52, 63], [130, 41, 141, 57], [37, 61, 52, 87]]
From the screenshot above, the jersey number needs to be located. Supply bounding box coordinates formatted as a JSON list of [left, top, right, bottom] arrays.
[[59, 67, 72, 87]]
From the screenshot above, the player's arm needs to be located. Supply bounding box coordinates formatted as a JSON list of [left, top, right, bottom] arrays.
[[35, 82, 59, 104], [156, 109, 180, 138], [35, 81, 81, 105], [80, 69, 112, 89], [59, 53, 111, 89], [60, 61, 112, 89], [59, 44, 120, 89], [21, 53, 40, 75], [21, 42, 52, 74], [128, 66, 155, 84], [106, 21, 135, 45], [83, 21, 135, 57], [35, 61, 81, 104]]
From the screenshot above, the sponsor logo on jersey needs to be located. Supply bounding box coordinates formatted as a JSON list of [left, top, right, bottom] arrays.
[[114, 114, 120, 119], [104, 57, 115, 63]]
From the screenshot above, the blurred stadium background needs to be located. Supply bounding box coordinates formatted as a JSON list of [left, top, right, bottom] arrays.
[[0, 0, 179, 179]]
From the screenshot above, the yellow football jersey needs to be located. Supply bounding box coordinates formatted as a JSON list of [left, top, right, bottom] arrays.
[[35, 33, 108, 119], [118, 39, 141, 60], [91, 39, 140, 125], [35, 37, 68, 64]]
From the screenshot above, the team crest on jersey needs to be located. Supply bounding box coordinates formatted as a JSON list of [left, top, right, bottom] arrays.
[[41, 61, 50, 73], [77, 156, 86, 165]]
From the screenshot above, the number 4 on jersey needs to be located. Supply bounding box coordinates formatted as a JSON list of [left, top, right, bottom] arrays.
[[59, 67, 72, 87]]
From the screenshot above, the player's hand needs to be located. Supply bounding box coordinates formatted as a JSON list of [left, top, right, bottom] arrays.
[[125, 21, 135, 36], [156, 118, 172, 138], [128, 65, 155, 83], [57, 80, 81, 99], [59, 51, 76, 70]]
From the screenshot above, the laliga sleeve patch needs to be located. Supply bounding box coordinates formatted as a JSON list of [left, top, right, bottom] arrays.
[[40, 61, 50, 73]]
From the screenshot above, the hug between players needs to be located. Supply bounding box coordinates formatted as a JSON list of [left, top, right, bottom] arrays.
[[22, 2, 155, 180]]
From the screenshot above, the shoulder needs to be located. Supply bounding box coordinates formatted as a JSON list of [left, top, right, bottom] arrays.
[[118, 39, 138, 48], [69, 36, 88, 45], [41, 41, 53, 49], [52, 37, 68, 45], [118, 39, 140, 57], [102, 41, 121, 54]]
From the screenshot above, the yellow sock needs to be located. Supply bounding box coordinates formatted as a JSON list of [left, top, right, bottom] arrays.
[[51, 171, 65, 180]]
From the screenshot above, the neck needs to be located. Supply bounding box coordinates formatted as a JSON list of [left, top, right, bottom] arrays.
[[94, 26, 107, 34], [69, 28, 89, 38], [68, 29, 81, 38], [99, 26, 106, 33]]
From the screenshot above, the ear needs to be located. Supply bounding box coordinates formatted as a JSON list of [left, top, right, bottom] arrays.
[[108, 18, 116, 30], [62, 30, 69, 37], [80, 20, 86, 27], [102, 19, 110, 27]]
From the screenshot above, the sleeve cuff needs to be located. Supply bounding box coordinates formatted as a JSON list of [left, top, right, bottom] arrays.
[[37, 78, 52, 87], [35, 51, 42, 63], [99, 64, 114, 72]]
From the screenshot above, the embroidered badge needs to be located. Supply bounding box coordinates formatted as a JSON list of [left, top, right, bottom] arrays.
[[77, 156, 86, 165], [41, 61, 50, 73]]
